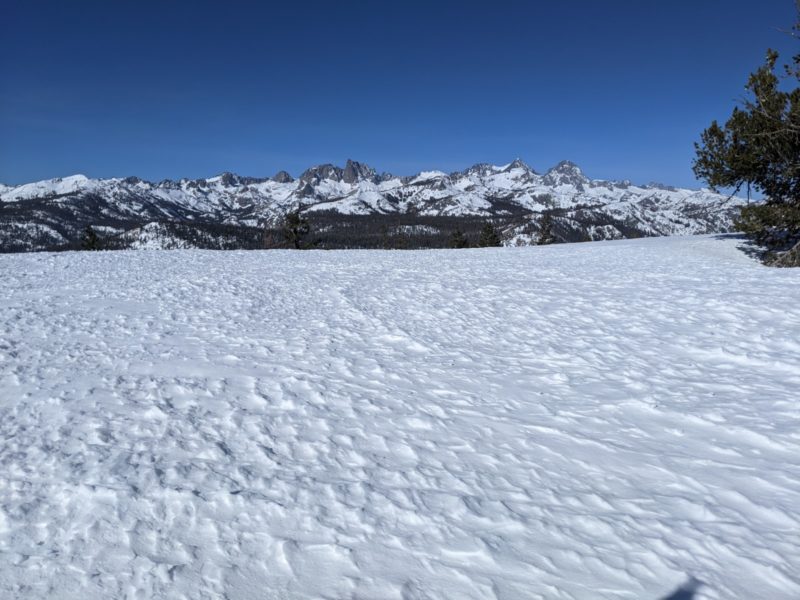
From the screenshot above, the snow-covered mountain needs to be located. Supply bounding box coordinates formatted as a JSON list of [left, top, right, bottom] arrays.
[[0, 159, 746, 251]]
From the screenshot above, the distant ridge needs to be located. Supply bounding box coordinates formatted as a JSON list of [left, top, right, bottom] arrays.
[[0, 159, 746, 252]]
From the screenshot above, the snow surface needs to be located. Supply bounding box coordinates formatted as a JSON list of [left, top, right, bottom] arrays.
[[1, 235, 798, 599]]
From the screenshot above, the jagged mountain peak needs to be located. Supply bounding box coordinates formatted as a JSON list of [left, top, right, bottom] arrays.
[[547, 160, 583, 174], [205, 172, 272, 187], [503, 158, 533, 173], [458, 159, 533, 178], [543, 160, 588, 187], [299, 160, 378, 185], [645, 181, 677, 192], [300, 163, 342, 184], [459, 163, 496, 177], [272, 170, 294, 183], [216, 172, 239, 186], [160, 177, 187, 188], [342, 159, 377, 184], [0, 158, 748, 253]]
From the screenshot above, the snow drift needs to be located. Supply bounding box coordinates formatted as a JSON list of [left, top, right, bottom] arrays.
[[0, 235, 798, 599]]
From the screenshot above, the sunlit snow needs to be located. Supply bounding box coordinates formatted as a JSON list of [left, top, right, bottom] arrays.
[[0, 235, 798, 599]]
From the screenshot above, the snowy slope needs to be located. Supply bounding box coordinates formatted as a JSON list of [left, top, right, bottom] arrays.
[[0, 160, 745, 251], [0, 174, 100, 202], [115, 222, 198, 250], [1, 235, 798, 599]]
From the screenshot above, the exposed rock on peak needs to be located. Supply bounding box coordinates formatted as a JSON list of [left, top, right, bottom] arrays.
[[503, 158, 532, 173], [0, 158, 747, 253], [300, 164, 343, 185], [549, 160, 583, 174], [646, 181, 677, 192], [342, 159, 377, 184], [460, 163, 496, 178], [272, 170, 294, 183], [297, 182, 316, 197], [543, 160, 588, 187], [299, 160, 377, 185], [218, 172, 239, 187]]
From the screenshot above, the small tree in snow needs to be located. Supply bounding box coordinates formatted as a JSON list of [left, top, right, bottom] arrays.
[[537, 213, 556, 245], [478, 222, 502, 247], [282, 210, 312, 249], [449, 227, 469, 248], [80, 225, 101, 251]]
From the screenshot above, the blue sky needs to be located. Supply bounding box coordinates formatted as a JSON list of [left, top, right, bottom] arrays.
[[1, 0, 796, 186]]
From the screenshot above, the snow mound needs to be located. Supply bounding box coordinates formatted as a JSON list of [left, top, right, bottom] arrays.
[[0, 235, 798, 599]]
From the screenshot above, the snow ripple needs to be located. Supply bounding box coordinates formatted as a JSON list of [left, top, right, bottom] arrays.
[[0, 235, 798, 599]]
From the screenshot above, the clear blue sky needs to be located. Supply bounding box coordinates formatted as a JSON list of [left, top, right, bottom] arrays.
[[1, 0, 796, 186]]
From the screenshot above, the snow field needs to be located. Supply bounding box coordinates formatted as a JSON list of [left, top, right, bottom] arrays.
[[0, 235, 798, 599]]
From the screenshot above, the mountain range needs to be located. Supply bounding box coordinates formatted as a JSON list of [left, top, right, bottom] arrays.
[[0, 159, 746, 251]]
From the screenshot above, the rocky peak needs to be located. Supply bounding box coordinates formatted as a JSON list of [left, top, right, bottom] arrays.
[[460, 163, 496, 178], [503, 158, 532, 173], [542, 160, 588, 187], [218, 172, 239, 187], [297, 182, 316, 197], [299, 160, 377, 185], [157, 178, 180, 189], [646, 181, 677, 192], [342, 159, 377, 184], [300, 164, 343, 185], [272, 170, 294, 183], [549, 160, 583, 175]]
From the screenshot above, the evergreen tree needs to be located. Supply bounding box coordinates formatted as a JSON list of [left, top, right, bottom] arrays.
[[380, 224, 392, 249], [478, 222, 503, 247], [449, 227, 469, 248], [262, 229, 280, 249], [282, 210, 312, 249], [80, 225, 101, 251], [536, 213, 556, 245], [693, 7, 799, 255]]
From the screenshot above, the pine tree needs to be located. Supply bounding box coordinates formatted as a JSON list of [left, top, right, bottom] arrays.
[[380, 224, 392, 249], [262, 228, 279, 249], [80, 225, 101, 251], [693, 6, 799, 257], [478, 222, 502, 247], [449, 227, 469, 248], [536, 213, 556, 245], [282, 210, 312, 249]]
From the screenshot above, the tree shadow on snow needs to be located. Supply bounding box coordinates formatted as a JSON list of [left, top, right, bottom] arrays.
[[660, 577, 702, 600], [711, 232, 766, 261]]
